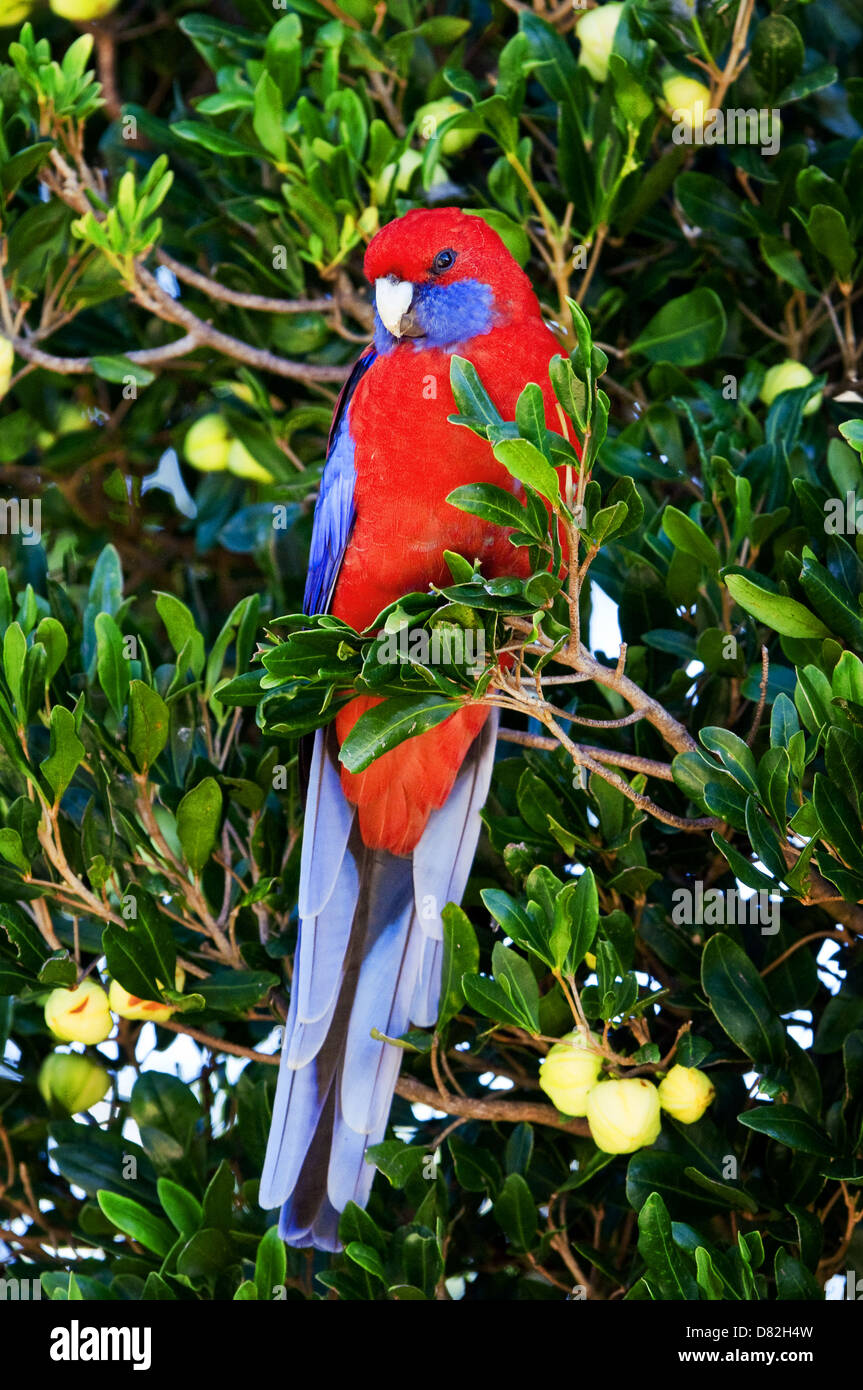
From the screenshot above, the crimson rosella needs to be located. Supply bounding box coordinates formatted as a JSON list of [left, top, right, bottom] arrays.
[[259, 207, 566, 1250]]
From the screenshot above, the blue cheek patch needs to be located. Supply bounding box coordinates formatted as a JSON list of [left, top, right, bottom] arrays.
[[374, 279, 495, 354]]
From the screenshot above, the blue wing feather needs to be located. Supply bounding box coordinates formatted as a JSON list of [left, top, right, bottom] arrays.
[[302, 346, 375, 616]]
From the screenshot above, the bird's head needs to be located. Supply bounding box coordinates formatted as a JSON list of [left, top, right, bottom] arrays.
[[364, 207, 540, 354]]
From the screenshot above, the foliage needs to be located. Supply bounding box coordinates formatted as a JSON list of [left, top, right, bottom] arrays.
[[0, 0, 862, 1302]]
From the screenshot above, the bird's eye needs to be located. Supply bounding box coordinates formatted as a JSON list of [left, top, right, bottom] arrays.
[[432, 248, 456, 274]]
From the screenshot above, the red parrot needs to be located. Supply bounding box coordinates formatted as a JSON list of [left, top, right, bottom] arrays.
[[260, 207, 565, 1249]]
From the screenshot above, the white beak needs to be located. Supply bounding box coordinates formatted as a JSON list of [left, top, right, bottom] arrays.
[[375, 276, 414, 337]]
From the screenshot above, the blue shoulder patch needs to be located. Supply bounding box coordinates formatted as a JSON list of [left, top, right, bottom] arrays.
[[303, 348, 375, 616], [374, 279, 494, 355]]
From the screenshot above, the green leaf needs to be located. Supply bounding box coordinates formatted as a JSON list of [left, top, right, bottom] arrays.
[[437, 903, 479, 1031], [738, 1104, 835, 1157], [339, 695, 462, 774], [759, 235, 816, 294], [95, 612, 130, 720], [92, 356, 155, 387], [155, 592, 205, 677], [157, 1179, 203, 1238], [804, 204, 855, 283], [128, 680, 170, 771], [701, 933, 786, 1065], [253, 71, 286, 163], [699, 727, 760, 798], [462, 971, 536, 1031], [97, 1190, 175, 1257], [171, 120, 259, 158], [630, 289, 726, 366], [448, 355, 503, 432], [255, 1223, 287, 1298], [491, 436, 561, 506], [491, 941, 541, 1032], [176, 777, 222, 874], [774, 1248, 823, 1300], [637, 1192, 699, 1300], [34, 617, 68, 682], [492, 1173, 537, 1251], [195, 969, 278, 1012], [662, 505, 719, 573], [449, 1134, 503, 1194], [839, 419, 863, 457], [176, 1228, 237, 1279], [2, 622, 26, 713], [551, 867, 599, 971], [0, 828, 30, 875], [724, 573, 830, 639], [446, 483, 538, 536], [40, 705, 85, 802]]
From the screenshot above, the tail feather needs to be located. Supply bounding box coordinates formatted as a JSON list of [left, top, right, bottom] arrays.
[[261, 714, 499, 1248]]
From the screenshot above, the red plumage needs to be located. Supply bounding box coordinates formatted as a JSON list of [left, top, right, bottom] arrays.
[[332, 208, 566, 855]]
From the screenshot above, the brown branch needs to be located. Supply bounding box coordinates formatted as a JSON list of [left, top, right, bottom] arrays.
[[155, 1020, 589, 1134], [498, 728, 676, 781], [394, 1074, 590, 1136], [2, 331, 201, 375], [760, 929, 850, 978], [133, 263, 350, 383], [154, 251, 337, 315]]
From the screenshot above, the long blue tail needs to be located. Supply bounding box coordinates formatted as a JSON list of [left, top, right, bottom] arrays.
[[258, 714, 499, 1250]]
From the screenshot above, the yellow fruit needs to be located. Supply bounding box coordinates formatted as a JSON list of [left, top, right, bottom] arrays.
[[657, 1065, 715, 1124], [56, 402, 92, 434], [44, 980, 113, 1045], [759, 359, 821, 416], [108, 966, 186, 1023], [184, 414, 232, 472], [226, 439, 275, 484], [586, 1077, 662, 1153], [49, 0, 120, 18], [576, 2, 624, 83], [662, 74, 712, 138], [0, 1, 35, 25], [415, 98, 477, 155], [584, 951, 597, 971], [0, 336, 13, 400], [38, 1052, 110, 1113], [539, 1029, 603, 1116]]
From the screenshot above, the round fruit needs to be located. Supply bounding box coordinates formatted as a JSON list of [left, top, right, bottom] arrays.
[[184, 414, 232, 472], [586, 1077, 662, 1154], [0, 1, 35, 26], [108, 965, 186, 1024], [56, 402, 93, 434], [415, 98, 477, 156], [49, 0, 121, 19], [44, 980, 113, 1045], [0, 336, 13, 400], [657, 1064, 716, 1124], [759, 359, 821, 416], [539, 1029, 604, 1117], [226, 439, 275, 484], [662, 73, 712, 138], [38, 1051, 110, 1113], [576, 2, 624, 84]]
